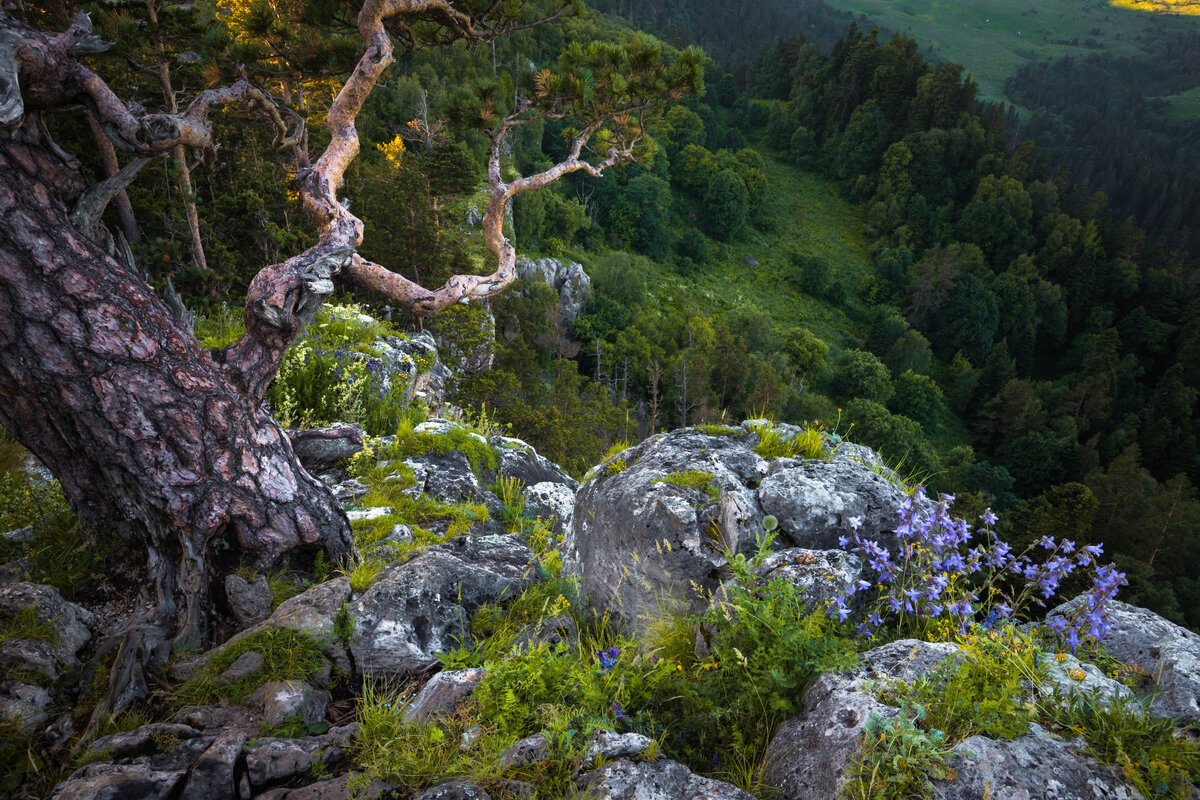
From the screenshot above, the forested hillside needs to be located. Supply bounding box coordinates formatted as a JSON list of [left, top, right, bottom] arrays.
[[18, 0, 1194, 627]]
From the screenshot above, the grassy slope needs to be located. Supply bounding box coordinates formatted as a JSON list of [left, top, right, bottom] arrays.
[[820, 0, 1200, 102], [1161, 84, 1200, 119], [641, 154, 875, 347]]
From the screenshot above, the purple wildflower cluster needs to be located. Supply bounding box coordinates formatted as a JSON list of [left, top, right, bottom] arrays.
[[592, 646, 621, 674], [828, 487, 1126, 651]]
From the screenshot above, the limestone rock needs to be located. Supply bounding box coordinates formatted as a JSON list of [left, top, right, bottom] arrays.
[[245, 724, 357, 787], [83, 723, 203, 762], [936, 724, 1143, 799], [331, 478, 370, 503], [515, 256, 592, 327], [287, 423, 364, 470], [403, 449, 486, 505], [0, 581, 94, 681], [498, 733, 550, 769], [218, 650, 265, 684], [350, 535, 536, 679], [0, 679, 52, 733], [585, 730, 655, 763], [566, 430, 770, 632], [404, 668, 487, 724], [414, 779, 492, 800], [1046, 598, 1200, 721], [171, 704, 257, 732], [757, 456, 911, 550], [755, 548, 864, 611], [492, 436, 578, 489], [48, 763, 188, 800], [371, 332, 451, 409], [523, 481, 575, 535], [0, 525, 34, 544], [1036, 651, 1132, 707], [763, 640, 960, 800], [247, 681, 329, 730], [224, 573, 273, 629], [177, 730, 246, 800], [575, 758, 757, 800], [346, 506, 393, 522]]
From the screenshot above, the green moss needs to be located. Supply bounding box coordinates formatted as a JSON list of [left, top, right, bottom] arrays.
[[651, 470, 721, 500], [175, 627, 329, 706], [693, 424, 746, 438], [380, 427, 500, 477]]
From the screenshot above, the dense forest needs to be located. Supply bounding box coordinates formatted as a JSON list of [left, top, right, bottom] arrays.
[[12, 0, 1200, 633]]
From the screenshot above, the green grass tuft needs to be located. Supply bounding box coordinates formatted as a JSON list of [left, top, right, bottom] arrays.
[[753, 427, 826, 461], [0, 606, 57, 646], [175, 627, 329, 706], [651, 470, 721, 500]]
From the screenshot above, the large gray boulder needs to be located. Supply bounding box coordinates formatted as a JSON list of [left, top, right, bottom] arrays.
[[566, 425, 914, 632], [403, 668, 487, 724], [51, 724, 216, 800], [566, 430, 768, 631], [350, 534, 537, 679], [755, 548, 864, 610], [575, 758, 758, 800], [1045, 598, 1200, 721], [245, 724, 356, 788], [758, 456, 910, 550], [935, 725, 1142, 799], [491, 436, 577, 489]]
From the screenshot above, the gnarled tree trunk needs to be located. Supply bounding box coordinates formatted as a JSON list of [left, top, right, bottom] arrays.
[[0, 118, 353, 654]]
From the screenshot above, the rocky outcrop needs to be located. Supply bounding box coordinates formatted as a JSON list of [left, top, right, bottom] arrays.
[[372, 332, 451, 409], [565, 425, 919, 632], [491, 435, 577, 489], [350, 534, 538, 680], [758, 456, 909, 550], [286, 424, 365, 471], [1046, 598, 1200, 722], [247, 680, 329, 729], [936, 726, 1142, 800], [245, 724, 357, 789], [763, 639, 1144, 800], [515, 256, 592, 328]]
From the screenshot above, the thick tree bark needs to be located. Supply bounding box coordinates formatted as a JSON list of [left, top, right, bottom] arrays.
[[0, 119, 353, 654]]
